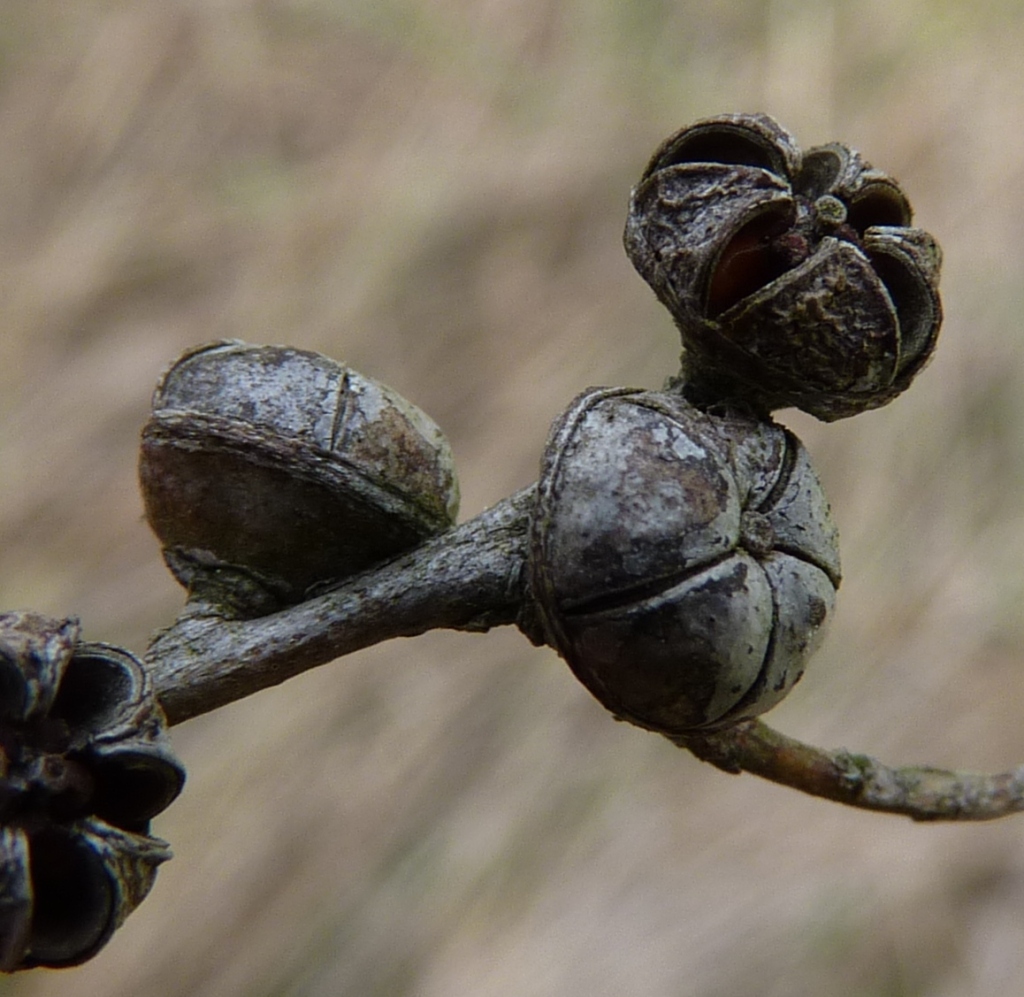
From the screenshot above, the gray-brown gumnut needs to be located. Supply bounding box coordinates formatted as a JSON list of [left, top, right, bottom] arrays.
[[139, 341, 460, 613], [0, 611, 184, 971], [624, 113, 942, 421], [528, 387, 841, 735]]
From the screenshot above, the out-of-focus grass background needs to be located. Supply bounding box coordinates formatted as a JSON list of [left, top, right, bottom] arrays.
[[4, 1, 1024, 994]]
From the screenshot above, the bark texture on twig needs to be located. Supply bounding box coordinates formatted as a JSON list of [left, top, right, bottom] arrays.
[[144, 482, 1024, 824], [146, 487, 535, 725], [679, 720, 1024, 821]]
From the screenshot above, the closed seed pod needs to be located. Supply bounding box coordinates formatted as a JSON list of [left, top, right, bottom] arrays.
[[527, 388, 840, 735], [624, 113, 942, 421], [0, 611, 184, 971], [139, 341, 460, 615]]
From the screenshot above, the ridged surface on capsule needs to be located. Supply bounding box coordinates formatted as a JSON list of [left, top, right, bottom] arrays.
[[0, 611, 184, 971], [529, 388, 840, 735], [139, 341, 460, 611], [624, 113, 942, 420]]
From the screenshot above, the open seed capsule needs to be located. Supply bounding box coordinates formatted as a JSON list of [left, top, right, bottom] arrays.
[[0, 611, 183, 971], [624, 113, 942, 420]]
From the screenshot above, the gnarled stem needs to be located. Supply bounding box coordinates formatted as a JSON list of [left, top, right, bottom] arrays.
[[679, 722, 1024, 821], [145, 482, 1024, 823], [146, 487, 535, 726]]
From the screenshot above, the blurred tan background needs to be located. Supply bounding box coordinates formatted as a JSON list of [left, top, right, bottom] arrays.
[[3, 0, 1024, 994]]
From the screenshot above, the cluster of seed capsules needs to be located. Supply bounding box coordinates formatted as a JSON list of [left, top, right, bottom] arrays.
[[532, 111, 941, 733], [0, 114, 941, 969]]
